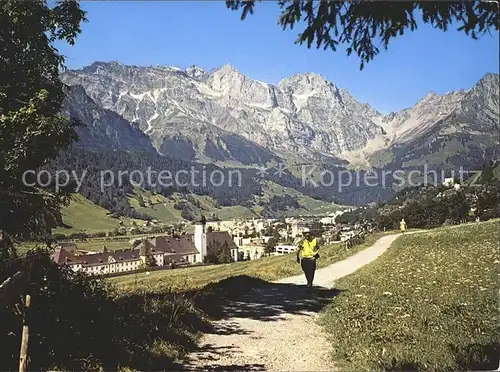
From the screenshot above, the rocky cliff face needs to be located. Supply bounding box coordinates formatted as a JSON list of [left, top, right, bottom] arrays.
[[61, 62, 499, 170], [61, 62, 385, 164], [381, 90, 467, 144], [63, 85, 156, 152]]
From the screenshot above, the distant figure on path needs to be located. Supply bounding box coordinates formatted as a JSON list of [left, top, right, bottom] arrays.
[[400, 218, 407, 233], [296, 228, 320, 289]]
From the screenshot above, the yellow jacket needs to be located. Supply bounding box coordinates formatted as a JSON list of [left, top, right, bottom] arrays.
[[298, 238, 319, 259], [400, 221, 407, 232]]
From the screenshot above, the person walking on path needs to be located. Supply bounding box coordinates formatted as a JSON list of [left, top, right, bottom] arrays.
[[400, 218, 407, 233], [296, 228, 320, 288]]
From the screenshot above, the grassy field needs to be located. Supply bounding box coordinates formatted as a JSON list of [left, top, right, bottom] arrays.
[[319, 220, 500, 371], [128, 189, 262, 222], [53, 194, 121, 233], [74, 240, 131, 252], [10, 230, 398, 371], [15, 237, 134, 255], [128, 188, 182, 222], [52, 194, 143, 235], [110, 233, 391, 294]]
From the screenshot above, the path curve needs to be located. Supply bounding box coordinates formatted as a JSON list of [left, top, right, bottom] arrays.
[[182, 233, 406, 371]]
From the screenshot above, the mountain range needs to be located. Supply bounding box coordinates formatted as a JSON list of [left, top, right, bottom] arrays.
[[51, 61, 500, 222], [60, 62, 499, 173]]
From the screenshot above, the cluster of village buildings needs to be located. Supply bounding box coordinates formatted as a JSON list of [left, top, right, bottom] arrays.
[[51, 211, 362, 276], [51, 223, 238, 275]]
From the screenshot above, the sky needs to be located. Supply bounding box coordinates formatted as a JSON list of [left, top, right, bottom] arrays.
[[56, 1, 499, 113]]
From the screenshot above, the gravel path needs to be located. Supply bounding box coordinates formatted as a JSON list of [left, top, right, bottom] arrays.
[[181, 233, 404, 371]]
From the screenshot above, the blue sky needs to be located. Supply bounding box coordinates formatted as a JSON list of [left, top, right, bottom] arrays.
[[57, 1, 499, 113]]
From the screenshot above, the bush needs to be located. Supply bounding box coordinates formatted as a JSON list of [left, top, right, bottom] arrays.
[[69, 232, 89, 239], [203, 241, 233, 264]]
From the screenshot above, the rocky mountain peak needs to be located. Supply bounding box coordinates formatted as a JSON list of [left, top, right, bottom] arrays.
[[204, 64, 288, 110], [207, 64, 246, 92], [468, 72, 499, 97], [80, 61, 133, 77], [279, 72, 336, 94], [212, 64, 241, 76], [479, 72, 499, 84], [452, 72, 499, 132], [186, 65, 206, 79], [278, 73, 347, 114], [421, 91, 439, 101]]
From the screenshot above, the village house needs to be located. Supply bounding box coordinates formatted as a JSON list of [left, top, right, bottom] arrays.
[[189, 219, 239, 262], [190, 229, 239, 263], [321, 229, 339, 244], [135, 235, 200, 264], [239, 239, 267, 260], [276, 228, 290, 240], [443, 177, 455, 187], [319, 215, 337, 225]]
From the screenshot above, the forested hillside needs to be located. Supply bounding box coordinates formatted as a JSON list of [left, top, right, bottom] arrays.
[[337, 161, 500, 229]]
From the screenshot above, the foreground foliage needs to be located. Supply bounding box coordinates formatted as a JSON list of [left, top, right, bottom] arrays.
[[227, 1, 499, 70], [320, 220, 500, 371], [0, 0, 86, 274]]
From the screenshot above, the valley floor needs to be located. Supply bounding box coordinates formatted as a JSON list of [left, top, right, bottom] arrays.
[[180, 233, 404, 371]]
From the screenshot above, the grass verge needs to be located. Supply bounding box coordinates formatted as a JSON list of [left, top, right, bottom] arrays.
[[319, 220, 500, 371]]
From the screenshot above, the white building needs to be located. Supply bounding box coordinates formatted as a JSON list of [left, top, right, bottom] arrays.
[[274, 245, 297, 255], [320, 216, 336, 225], [443, 177, 455, 187], [191, 220, 239, 262], [193, 221, 208, 263]]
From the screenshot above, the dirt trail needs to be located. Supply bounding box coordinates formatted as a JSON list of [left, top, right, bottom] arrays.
[[181, 233, 405, 371]]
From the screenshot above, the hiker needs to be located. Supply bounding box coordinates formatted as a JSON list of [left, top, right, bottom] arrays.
[[296, 228, 320, 288], [400, 218, 407, 233]]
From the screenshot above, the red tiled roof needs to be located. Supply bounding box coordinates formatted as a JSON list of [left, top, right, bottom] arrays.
[[51, 247, 75, 265], [136, 235, 199, 256], [70, 249, 143, 267], [208, 231, 238, 250], [52, 247, 148, 267]]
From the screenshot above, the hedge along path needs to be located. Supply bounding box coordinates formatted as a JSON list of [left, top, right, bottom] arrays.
[[182, 232, 416, 371]]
